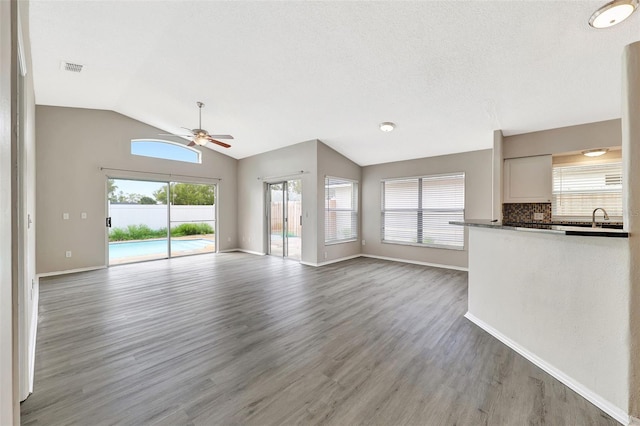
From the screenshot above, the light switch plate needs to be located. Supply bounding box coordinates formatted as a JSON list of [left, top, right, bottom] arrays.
[[63, 213, 69, 220], [81, 212, 87, 219]]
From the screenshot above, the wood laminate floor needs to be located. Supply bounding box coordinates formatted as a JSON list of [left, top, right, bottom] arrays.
[[21, 254, 618, 425]]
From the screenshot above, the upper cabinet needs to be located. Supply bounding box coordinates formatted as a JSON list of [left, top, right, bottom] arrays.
[[503, 155, 552, 203]]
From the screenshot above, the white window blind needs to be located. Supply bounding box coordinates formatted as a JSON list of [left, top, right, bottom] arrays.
[[552, 161, 622, 219], [381, 173, 465, 249], [325, 177, 358, 244]]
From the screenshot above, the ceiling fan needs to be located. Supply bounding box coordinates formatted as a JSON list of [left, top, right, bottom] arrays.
[[160, 101, 233, 148]]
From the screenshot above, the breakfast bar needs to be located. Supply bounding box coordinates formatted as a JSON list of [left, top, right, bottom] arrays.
[[452, 220, 630, 423]]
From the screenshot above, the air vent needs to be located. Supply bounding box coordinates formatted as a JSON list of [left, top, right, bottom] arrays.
[[605, 174, 622, 186], [60, 61, 83, 73]]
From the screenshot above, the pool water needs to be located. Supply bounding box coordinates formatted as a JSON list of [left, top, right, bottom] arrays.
[[109, 239, 215, 260]]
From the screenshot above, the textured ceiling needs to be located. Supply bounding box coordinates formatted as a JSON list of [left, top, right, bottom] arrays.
[[29, 1, 640, 166]]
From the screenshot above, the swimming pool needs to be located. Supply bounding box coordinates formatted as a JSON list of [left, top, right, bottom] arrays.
[[109, 238, 215, 260]]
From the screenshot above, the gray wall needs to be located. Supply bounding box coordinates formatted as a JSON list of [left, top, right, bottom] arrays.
[[36, 106, 238, 274], [237, 140, 318, 264], [622, 41, 640, 421], [492, 130, 503, 220], [361, 149, 493, 269], [503, 119, 621, 159], [0, 1, 16, 422], [317, 141, 362, 264]]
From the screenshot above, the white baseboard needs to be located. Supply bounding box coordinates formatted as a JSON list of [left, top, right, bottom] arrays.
[[222, 249, 265, 256], [464, 312, 629, 426], [223, 251, 466, 272], [300, 254, 362, 267], [361, 254, 468, 272], [37, 265, 106, 278]]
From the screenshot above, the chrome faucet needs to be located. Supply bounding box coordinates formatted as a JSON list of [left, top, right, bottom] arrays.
[[592, 208, 610, 228]]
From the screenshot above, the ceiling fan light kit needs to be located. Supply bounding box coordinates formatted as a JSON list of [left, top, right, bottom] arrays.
[[194, 130, 210, 146], [160, 101, 234, 149], [589, 0, 638, 28]]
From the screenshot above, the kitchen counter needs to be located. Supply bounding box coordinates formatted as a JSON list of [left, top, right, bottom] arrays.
[[450, 219, 628, 238], [461, 223, 630, 420]]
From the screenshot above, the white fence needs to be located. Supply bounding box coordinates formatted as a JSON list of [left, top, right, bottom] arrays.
[[109, 204, 215, 230]]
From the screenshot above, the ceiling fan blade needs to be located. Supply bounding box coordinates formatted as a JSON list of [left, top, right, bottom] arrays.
[[207, 137, 231, 148], [208, 134, 234, 140], [181, 127, 196, 134], [187, 141, 196, 147], [158, 133, 193, 137]]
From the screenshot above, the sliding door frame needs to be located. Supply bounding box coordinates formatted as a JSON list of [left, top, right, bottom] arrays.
[[265, 180, 302, 260], [104, 175, 218, 266]]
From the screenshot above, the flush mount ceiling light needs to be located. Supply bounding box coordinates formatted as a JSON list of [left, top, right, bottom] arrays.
[[582, 148, 609, 157], [589, 0, 638, 28], [379, 122, 396, 132]]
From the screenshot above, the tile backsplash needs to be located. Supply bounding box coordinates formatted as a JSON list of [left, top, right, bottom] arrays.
[[503, 203, 552, 223], [502, 202, 623, 225]]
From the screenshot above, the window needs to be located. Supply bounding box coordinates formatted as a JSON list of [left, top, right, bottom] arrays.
[[381, 173, 465, 249], [131, 140, 201, 164], [552, 161, 622, 220], [325, 177, 358, 244]]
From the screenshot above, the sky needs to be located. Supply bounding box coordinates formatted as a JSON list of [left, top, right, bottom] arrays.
[[111, 140, 202, 197], [111, 179, 167, 198], [131, 140, 200, 164]]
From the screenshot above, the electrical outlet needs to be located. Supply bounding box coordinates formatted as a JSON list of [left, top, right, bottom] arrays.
[[362, 239, 366, 246], [81, 212, 87, 219], [63, 213, 69, 220], [533, 212, 544, 221], [65, 251, 72, 258]]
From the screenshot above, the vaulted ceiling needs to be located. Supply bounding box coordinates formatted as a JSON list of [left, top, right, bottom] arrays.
[[29, 1, 640, 165]]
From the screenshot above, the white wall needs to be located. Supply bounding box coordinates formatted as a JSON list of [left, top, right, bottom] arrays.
[[361, 149, 493, 269], [467, 227, 630, 422], [16, 0, 38, 403], [109, 204, 216, 230], [36, 106, 238, 274], [237, 140, 318, 263]]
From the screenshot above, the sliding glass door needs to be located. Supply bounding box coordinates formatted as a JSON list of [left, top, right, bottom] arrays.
[[267, 180, 302, 260], [107, 179, 169, 265], [107, 178, 217, 265], [268, 183, 285, 257], [286, 180, 302, 261], [169, 182, 216, 257]]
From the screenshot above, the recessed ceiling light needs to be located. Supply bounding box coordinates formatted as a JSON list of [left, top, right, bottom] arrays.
[[379, 122, 395, 132], [589, 0, 638, 28], [582, 148, 609, 157]]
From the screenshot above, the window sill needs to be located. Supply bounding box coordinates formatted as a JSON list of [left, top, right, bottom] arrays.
[[325, 239, 358, 246]]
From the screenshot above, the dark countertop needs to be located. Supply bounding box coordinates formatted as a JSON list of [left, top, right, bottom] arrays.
[[450, 220, 629, 238]]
